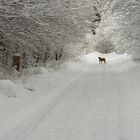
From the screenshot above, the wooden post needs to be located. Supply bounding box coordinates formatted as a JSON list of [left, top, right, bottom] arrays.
[[12, 54, 21, 71]]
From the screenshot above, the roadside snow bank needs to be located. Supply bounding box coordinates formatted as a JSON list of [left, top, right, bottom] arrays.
[[0, 80, 19, 98], [0, 62, 88, 138]]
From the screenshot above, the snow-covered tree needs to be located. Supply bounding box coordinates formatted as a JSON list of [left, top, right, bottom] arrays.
[[0, 0, 101, 74], [1, 0, 139, 77], [95, 0, 140, 59]]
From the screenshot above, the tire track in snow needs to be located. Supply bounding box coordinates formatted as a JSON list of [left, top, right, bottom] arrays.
[[0, 63, 90, 140], [24, 63, 133, 140]]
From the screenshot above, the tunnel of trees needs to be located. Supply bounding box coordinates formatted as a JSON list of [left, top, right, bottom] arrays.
[[0, 0, 140, 76]]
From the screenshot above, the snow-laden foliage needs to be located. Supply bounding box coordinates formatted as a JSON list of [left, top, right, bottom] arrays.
[[95, 39, 114, 54], [0, 0, 100, 74], [95, 0, 140, 60], [1, 0, 139, 77]]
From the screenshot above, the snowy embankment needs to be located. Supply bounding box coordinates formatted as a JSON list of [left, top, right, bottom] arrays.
[[0, 51, 139, 140], [0, 57, 89, 139], [80, 52, 130, 65], [80, 51, 132, 72]]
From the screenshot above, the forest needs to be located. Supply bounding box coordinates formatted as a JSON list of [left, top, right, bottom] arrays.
[[0, 0, 140, 77], [0, 1, 140, 139]]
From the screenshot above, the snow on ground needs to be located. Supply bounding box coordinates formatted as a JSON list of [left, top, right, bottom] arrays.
[[80, 51, 132, 72], [0, 52, 140, 140], [0, 80, 19, 98], [80, 51, 130, 65], [0, 58, 89, 139]]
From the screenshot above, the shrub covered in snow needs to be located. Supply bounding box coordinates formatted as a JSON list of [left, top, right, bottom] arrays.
[[96, 39, 114, 54]]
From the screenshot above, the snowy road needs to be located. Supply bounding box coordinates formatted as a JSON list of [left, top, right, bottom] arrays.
[[1, 52, 140, 140]]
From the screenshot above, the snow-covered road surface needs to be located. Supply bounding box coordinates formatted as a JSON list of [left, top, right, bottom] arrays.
[[0, 52, 140, 140]]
